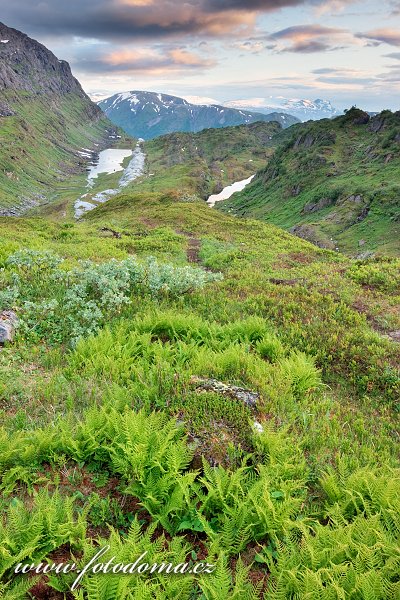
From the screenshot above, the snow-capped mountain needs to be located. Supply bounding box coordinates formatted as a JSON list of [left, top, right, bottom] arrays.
[[224, 98, 340, 122], [98, 91, 300, 140]]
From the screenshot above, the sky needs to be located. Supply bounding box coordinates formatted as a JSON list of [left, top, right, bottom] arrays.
[[1, 0, 400, 111]]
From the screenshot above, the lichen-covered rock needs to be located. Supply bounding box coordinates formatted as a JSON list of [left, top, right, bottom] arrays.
[[189, 376, 259, 407], [387, 330, 400, 343], [0, 311, 18, 344]]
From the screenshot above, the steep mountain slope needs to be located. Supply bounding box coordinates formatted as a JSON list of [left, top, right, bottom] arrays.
[[98, 90, 299, 139], [0, 22, 123, 214], [217, 108, 400, 255], [225, 97, 340, 121]]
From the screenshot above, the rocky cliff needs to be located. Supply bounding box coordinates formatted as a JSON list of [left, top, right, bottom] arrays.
[[0, 22, 119, 213]]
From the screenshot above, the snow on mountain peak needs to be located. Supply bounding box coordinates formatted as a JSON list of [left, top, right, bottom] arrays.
[[223, 96, 338, 121]]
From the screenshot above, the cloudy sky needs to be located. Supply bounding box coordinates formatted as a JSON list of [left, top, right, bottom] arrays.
[[2, 0, 400, 110]]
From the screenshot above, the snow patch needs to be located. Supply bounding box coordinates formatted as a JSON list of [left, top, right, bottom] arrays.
[[207, 175, 255, 208]]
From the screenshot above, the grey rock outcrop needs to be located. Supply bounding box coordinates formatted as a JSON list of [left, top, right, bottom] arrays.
[[302, 197, 333, 214], [0, 311, 18, 344], [1, 22, 90, 100], [189, 376, 259, 407]]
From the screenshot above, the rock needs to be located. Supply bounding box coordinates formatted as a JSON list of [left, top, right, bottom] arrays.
[[302, 197, 333, 214], [269, 277, 300, 286], [0, 100, 14, 117], [358, 239, 366, 246], [356, 250, 375, 260], [294, 133, 315, 149], [253, 421, 264, 433], [357, 206, 370, 222], [291, 184, 301, 196], [189, 376, 259, 407], [289, 224, 335, 250], [336, 194, 363, 207], [0, 22, 97, 102], [99, 227, 122, 238], [0, 311, 18, 344], [352, 112, 370, 125], [387, 330, 400, 343], [368, 116, 385, 132]]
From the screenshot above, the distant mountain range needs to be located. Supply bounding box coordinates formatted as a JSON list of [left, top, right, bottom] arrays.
[[223, 98, 340, 122], [98, 91, 300, 140]]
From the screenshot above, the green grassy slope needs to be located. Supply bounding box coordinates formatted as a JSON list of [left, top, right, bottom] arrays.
[[217, 108, 400, 256], [0, 21, 134, 214], [0, 189, 399, 598], [0, 91, 129, 213], [137, 120, 281, 199]]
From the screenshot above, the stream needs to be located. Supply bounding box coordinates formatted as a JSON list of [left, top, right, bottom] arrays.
[[207, 174, 255, 208], [74, 141, 145, 218]]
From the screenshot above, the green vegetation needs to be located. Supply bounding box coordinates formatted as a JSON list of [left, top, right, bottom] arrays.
[[0, 91, 129, 211], [217, 108, 400, 256], [0, 187, 398, 598], [137, 121, 281, 199]]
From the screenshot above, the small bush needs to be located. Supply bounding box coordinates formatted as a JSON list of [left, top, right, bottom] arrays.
[[255, 335, 285, 362], [280, 352, 324, 400], [2, 250, 222, 345], [347, 258, 400, 293]]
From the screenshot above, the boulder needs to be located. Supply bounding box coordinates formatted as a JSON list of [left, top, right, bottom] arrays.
[[0, 100, 14, 117], [302, 197, 333, 214], [291, 184, 301, 197], [368, 116, 385, 133], [387, 330, 400, 343], [189, 376, 259, 407], [0, 311, 18, 344]]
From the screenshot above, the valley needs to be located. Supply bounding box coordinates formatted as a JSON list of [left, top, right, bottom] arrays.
[[0, 20, 399, 600], [74, 142, 145, 218]]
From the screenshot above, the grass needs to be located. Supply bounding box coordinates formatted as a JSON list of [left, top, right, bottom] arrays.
[[217, 108, 400, 256], [134, 121, 281, 200], [0, 185, 398, 598], [0, 90, 131, 212], [0, 104, 399, 598]]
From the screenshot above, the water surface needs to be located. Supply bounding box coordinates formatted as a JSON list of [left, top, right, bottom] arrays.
[[74, 143, 145, 218]]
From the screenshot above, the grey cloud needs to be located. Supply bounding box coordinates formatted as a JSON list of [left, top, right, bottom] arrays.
[[0, 0, 349, 42], [312, 67, 339, 73], [316, 75, 374, 85], [356, 29, 400, 47], [269, 24, 344, 39], [268, 24, 353, 53]]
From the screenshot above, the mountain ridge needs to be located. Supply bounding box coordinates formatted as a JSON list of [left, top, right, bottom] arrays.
[[98, 90, 300, 139], [0, 22, 125, 213], [216, 107, 400, 255], [224, 97, 340, 121]]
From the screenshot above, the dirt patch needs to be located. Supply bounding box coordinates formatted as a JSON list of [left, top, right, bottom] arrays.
[[175, 229, 202, 264], [187, 238, 201, 264], [139, 216, 158, 229], [29, 579, 72, 600]]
